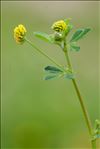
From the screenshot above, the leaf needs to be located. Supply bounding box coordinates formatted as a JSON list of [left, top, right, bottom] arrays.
[[44, 74, 58, 80], [70, 28, 91, 42], [33, 31, 53, 43], [70, 42, 80, 51], [64, 18, 72, 25], [63, 18, 73, 36], [65, 74, 75, 79], [44, 66, 63, 73], [44, 65, 64, 80], [64, 72, 75, 79], [96, 134, 100, 139], [64, 23, 73, 36], [91, 134, 100, 141], [68, 23, 73, 31]]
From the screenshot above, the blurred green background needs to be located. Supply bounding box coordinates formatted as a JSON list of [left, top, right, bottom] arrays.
[[1, 1, 100, 148]]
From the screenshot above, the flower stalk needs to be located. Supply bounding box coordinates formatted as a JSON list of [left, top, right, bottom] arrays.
[[24, 37, 65, 72]]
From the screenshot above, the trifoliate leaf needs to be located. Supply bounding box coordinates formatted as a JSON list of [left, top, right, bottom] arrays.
[[70, 28, 91, 42], [33, 32, 53, 43], [44, 65, 75, 81], [44, 65, 63, 73], [44, 65, 64, 80]]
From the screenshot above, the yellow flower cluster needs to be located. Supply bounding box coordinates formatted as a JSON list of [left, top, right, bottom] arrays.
[[14, 24, 27, 44], [52, 20, 67, 32]]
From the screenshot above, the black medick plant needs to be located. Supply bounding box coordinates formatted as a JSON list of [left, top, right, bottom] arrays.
[[14, 19, 100, 148]]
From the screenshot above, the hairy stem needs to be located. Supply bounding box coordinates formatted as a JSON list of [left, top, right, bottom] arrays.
[[63, 41, 96, 149]]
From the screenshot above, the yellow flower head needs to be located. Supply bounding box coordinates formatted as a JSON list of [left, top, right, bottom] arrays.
[[51, 20, 67, 32], [14, 24, 27, 44]]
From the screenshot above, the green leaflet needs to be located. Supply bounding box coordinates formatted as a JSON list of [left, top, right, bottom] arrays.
[[44, 66, 63, 73], [70, 42, 80, 52], [64, 23, 73, 36], [70, 28, 91, 42], [91, 119, 100, 141], [64, 18, 72, 25], [44, 65, 63, 80], [44, 74, 59, 80], [64, 73, 75, 79], [96, 134, 100, 139], [33, 31, 53, 43], [91, 134, 100, 141], [70, 45, 80, 51]]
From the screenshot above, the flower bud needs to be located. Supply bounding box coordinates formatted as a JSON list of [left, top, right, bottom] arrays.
[[54, 32, 63, 41]]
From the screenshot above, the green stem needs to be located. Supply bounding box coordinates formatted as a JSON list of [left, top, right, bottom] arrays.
[[25, 37, 65, 72], [92, 140, 96, 149], [63, 42, 96, 149], [72, 78, 92, 134]]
